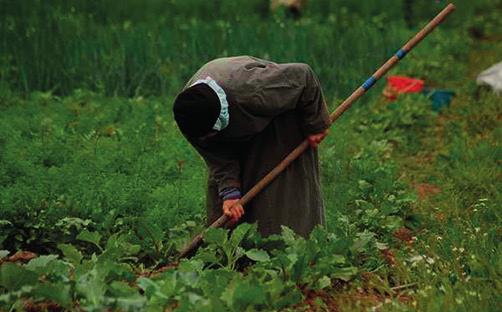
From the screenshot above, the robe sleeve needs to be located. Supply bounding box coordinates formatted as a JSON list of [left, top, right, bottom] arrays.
[[239, 62, 331, 135], [296, 64, 332, 135], [188, 138, 241, 194]]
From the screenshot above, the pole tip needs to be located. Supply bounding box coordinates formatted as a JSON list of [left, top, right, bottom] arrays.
[[446, 3, 457, 11]]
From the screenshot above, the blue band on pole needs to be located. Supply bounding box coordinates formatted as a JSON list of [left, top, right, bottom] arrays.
[[362, 76, 377, 91], [395, 48, 407, 59]]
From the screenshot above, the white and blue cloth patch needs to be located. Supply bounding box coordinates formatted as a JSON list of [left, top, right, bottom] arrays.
[[190, 76, 229, 131]]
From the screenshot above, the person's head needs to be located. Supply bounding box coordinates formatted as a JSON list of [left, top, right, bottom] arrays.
[[172, 83, 221, 138]]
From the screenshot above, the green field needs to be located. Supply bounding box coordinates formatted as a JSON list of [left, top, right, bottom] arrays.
[[0, 0, 501, 311]]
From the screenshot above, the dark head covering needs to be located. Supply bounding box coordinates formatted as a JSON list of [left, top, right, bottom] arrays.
[[173, 83, 220, 137]]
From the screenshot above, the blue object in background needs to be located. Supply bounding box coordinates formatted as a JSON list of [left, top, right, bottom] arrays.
[[423, 88, 455, 112]]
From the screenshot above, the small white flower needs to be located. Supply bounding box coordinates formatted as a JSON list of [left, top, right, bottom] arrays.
[[437, 236, 443, 241], [475, 227, 481, 233], [459, 248, 465, 253]]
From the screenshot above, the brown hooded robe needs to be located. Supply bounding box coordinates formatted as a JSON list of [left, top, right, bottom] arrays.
[[182, 55, 330, 237]]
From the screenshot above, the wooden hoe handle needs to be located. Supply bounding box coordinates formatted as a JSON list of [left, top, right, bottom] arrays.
[[178, 3, 456, 259]]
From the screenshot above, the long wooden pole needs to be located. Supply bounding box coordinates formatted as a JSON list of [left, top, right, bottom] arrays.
[[178, 3, 456, 259]]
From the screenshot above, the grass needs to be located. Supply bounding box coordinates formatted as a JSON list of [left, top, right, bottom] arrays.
[[1, 0, 499, 97], [0, 0, 501, 310], [399, 40, 502, 311]]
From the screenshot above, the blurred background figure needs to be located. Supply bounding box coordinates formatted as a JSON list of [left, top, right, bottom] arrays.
[[271, 0, 307, 18]]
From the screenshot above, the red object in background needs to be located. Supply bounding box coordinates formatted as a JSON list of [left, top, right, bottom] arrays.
[[383, 75, 425, 100]]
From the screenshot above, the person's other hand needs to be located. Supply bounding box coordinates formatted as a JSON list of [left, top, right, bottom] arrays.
[[308, 129, 329, 148], [223, 199, 244, 224]]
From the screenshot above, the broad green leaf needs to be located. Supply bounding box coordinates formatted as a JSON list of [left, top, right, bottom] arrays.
[[280, 226, 297, 246], [195, 250, 220, 264], [158, 272, 179, 298], [358, 179, 372, 192], [273, 285, 302, 309], [109, 280, 139, 297], [103, 233, 141, 259], [316, 276, 331, 289], [115, 295, 147, 311], [124, 243, 141, 256], [383, 216, 403, 230], [199, 269, 236, 298], [76, 268, 106, 306], [0, 220, 12, 226], [234, 246, 245, 262], [95, 259, 133, 280], [228, 279, 267, 309], [55, 217, 92, 234], [32, 282, 72, 307], [286, 253, 299, 266], [77, 230, 102, 249], [58, 243, 83, 265], [137, 277, 163, 299], [135, 218, 165, 249], [179, 271, 200, 286], [40, 259, 72, 283], [0, 250, 9, 259], [229, 223, 252, 247], [351, 231, 375, 253], [204, 228, 227, 246], [309, 226, 329, 244], [330, 266, 357, 282], [376, 242, 389, 250], [245, 249, 270, 262], [185, 221, 196, 227], [326, 254, 346, 265], [178, 259, 204, 272], [26, 255, 59, 272], [291, 254, 309, 282], [186, 292, 205, 305], [304, 242, 321, 261], [0, 262, 39, 291]]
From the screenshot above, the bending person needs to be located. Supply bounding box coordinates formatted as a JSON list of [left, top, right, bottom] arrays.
[[173, 55, 330, 237]]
